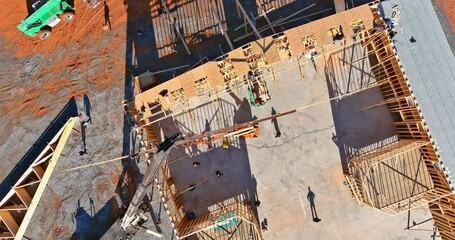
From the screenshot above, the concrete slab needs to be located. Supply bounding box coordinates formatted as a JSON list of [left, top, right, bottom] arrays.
[[153, 42, 432, 239], [246, 44, 432, 240]]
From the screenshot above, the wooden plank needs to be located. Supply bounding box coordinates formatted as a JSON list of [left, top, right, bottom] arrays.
[[0, 211, 19, 236], [32, 165, 45, 179], [14, 188, 32, 208], [0, 232, 14, 238], [0, 205, 28, 212], [15, 180, 41, 190]]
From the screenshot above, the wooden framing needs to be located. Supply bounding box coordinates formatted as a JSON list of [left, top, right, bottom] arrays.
[[194, 77, 211, 96], [0, 117, 78, 239], [242, 43, 267, 71], [155, 160, 262, 240], [345, 7, 455, 238], [129, 4, 375, 122], [272, 32, 291, 59], [347, 139, 451, 215], [216, 54, 238, 83], [350, 19, 365, 34]]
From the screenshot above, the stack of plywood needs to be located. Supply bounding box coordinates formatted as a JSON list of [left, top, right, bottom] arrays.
[[170, 87, 185, 104]]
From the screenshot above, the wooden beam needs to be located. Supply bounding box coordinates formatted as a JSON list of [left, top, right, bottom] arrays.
[[0, 212, 19, 236], [14, 189, 31, 208], [0, 232, 14, 238], [0, 205, 28, 212], [210, 0, 234, 50], [14, 180, 41, 190], [14, 117, 78, 240], [256, 1, 275, 34], [32, 165, 45, 179]]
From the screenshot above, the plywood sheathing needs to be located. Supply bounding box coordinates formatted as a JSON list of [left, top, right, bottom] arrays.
[[199, 62, 225, 88], [176, 71, 198, 99], [177, 62, 224, 99], [229, 47, 251, 78], [134, 78, 183, 120], [251, 36, 281, 64], [286, 4, 374, 55], [132, 4, 374, 121]]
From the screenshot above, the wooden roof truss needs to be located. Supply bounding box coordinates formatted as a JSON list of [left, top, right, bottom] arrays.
[[347, 140, 452, 215], [348, 14, 455, 237], [0, 117, 78, 239]]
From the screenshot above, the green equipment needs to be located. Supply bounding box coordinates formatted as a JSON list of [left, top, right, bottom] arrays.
[[17, 0, 75, 40], [245, 69, 271, 108]]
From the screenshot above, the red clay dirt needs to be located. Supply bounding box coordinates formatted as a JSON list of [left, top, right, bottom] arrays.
[[0, 0, 127, 58], [0, 0, 133, 237], [0, 0, 128, 122], [435, 0, 455, 32]]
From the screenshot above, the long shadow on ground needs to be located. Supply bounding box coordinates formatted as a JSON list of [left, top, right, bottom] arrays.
[[0, 98, 78, 200]]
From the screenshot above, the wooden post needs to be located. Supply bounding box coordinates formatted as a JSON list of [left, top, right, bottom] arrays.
[[297, 57, 304, 80]]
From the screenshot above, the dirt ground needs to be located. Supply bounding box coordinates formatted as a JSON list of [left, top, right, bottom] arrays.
[[0, 0, 454, 238], [433, 0, 455, 54], [0, 0, 129, 238]]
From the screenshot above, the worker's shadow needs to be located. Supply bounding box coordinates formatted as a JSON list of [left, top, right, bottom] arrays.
[[104, 1, 112, 30], [79, 122, 88, 155], [271, 107, 281, 138], [72, 199, 92, 237], [83, 94, 92, 124], [307, 187, 321, 223]]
